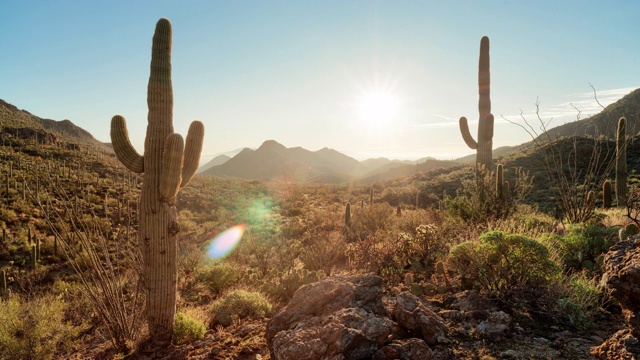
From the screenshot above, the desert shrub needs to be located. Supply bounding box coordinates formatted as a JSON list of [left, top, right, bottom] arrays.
[[557, 272, 604, 331], [260, 267, 325, 302], [210, 290, 273, 326], [539, 224, 617, 272], [446, 166, 532, 225], [0, 294, 81, 359], [487, 206, 557, 239], [448, 231, 557, 301], [351, 203, 395, 239], [299, 231, 346, 276], [173, 311, 206, 344], [197, 261, 240, 295]]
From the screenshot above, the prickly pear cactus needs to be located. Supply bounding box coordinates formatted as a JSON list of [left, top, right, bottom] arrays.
[[110, 18, 204, 344]]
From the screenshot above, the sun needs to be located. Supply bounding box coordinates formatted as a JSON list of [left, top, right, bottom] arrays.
[[357, 90, 399, 126]]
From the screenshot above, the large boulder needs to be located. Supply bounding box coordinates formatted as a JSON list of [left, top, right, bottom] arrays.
[[592, 235, 640, 358], [600, 235, 640, 333], [393, 292, 447, 345], [591, 329, 640, 359], [265, 274, 395, 360]]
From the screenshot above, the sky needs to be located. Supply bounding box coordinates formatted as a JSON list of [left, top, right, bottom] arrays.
[[1, 1, 640, 162]]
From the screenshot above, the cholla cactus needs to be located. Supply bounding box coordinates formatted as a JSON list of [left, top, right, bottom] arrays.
[[110, 18, 204, 344]]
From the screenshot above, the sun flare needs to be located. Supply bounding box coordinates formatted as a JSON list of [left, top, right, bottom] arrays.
[[357, 90, 399, 126]]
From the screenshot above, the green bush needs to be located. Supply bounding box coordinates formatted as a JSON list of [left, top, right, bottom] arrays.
[[0, 294, 81, 359], [539, 224, 617, 272], [445, 167, 532, 225], [197, 261, 240, 295], [449, 231, 556, 300], [210, 290, 273, 326], [557, 272, 603, 331], [173, 311, 206, 344]]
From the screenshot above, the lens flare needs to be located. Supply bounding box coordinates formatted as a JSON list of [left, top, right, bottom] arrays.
[[206, 224, 246, 259]]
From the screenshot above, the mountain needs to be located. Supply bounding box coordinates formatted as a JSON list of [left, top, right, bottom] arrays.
[[202, 140, 365, 182], [0, 98, 109, 151], [541, 88, 640, 140], [358, 158, 458, 184], [197, 154, 231, 174]]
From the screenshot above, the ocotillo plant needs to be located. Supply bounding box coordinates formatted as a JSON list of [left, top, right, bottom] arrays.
[[616, 117, 627, 206], [459, 36, 494, 172], [110, 18, 204, 344], [602, 180, 612, 209]]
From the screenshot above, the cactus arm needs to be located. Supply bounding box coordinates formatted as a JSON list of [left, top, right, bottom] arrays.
[[180, 120, 204, 187], [160, 133, 184, 202], [481, 113, 495, 141], [459, 117, 478, 149], [111, 115, 144, 173]]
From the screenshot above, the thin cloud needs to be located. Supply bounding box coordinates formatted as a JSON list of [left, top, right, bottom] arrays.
[[412, 113, 459, 128], [501, 86, 639, 128]]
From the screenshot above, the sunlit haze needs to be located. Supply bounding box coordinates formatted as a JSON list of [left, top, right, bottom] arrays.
[[1, 1, 639, 162]]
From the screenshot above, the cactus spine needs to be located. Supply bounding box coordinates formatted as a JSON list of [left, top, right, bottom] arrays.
[[616, 117, 627, 206], [459, 36, 494, 172], [603, 180, 612, 209], [110, 18, 205, 344]]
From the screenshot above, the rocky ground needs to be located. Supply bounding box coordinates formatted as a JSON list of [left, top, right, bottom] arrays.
[[75, 235, 640, 360]]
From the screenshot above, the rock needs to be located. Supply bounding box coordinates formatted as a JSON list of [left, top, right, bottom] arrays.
[[475, 311, 512, 341], [373, 338, 434, 360], [601, 234, 640, 334], [590, 329, 640, 359], [445, 290, 497, 312], [266, 274, 394, 360], [393, 292, 447, 345]]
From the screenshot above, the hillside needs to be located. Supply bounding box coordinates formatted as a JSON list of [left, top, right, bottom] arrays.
[[0, 99, 110, 152], [196, 154, 231, 174], [541, 88, 640, 140]]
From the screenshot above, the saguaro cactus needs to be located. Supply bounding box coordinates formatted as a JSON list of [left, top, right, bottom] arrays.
[[616, 117, 627, 206], [110, 18, 204, 344], [459, 36, 494, 172], [496, 163, 504, 200], [602, 180, 612, 209], [345, 202, 351, 226]]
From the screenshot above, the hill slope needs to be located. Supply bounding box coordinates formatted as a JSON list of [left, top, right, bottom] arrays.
[[541, 88, 640, 140]]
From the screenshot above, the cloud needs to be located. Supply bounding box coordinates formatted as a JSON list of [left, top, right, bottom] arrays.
[[412, 113, 459, 128], [500, 86, 638, 129]]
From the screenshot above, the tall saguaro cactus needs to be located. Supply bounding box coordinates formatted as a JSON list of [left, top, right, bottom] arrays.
[[459, 36, 494, 172], [110, 18, 204, 344], [616, 117, 627, 206]]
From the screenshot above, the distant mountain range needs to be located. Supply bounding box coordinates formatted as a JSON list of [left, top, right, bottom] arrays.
[[2, 87, 640, 184], [199, 139, 457, 183]]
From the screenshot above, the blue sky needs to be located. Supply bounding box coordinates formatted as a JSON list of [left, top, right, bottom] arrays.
[[1, 1, 639, 161]]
